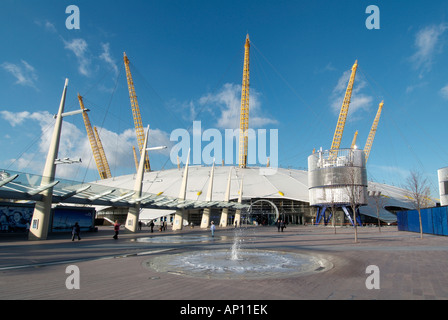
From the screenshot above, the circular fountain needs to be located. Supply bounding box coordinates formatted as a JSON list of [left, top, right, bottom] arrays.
[[143, 228, 332, 280], [134, 234, 217, 244], [145, 249, 331, 280]]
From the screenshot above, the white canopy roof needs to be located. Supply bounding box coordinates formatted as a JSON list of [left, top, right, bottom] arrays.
[[93, 165, 423, 223]]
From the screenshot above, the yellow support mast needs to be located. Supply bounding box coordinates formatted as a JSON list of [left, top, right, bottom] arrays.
[[123, 52, 150, 172], [93, 126, 112, 179], [132, 146, 139, 172], [351, 130, 359, 149], [78, 94, 111, 180], [330, 60, 358, 156], [364, 100, 384, 163], [239, 34, 250, 168]]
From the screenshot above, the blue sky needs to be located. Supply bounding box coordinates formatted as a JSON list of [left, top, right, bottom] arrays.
[[1, 0, 448, 198]]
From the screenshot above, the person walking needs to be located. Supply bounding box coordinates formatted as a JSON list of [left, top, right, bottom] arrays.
[[149, 220, 155, 233], [113, 220, 121, 239], [72, 222, 81, 241], [277, 219, 281, 232], [280, 220, 286, 232], [210, 221, 216, 237]]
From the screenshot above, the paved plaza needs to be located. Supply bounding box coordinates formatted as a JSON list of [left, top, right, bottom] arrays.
[[1, 224, 448, 301]]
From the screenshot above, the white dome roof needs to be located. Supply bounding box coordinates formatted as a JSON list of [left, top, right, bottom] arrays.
[[94, 165, 422, 223], [96, 166, 309, 202]]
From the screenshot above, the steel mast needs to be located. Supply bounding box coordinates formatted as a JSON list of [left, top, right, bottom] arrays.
[[78, 94, 111, 179], [93, 126, 111, 178], [351, 130, 359, 149], [123, 52, 150, 172], [239, 34, 250, 168], [330, 60, 358, 156], [364, 100, 384, 163]]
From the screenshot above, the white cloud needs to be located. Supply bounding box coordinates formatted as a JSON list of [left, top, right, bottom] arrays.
[[1, 110, 83, 178], [0, 110, 31, 127], [1, 110, 173, 179], [92, 127, 136, 170], [370, 164, 410, 182], [34, 19, 57, 33], [1, 60, 38, 88], [406, 82, 428, 94], [316, 62, 337, 74], [440, 84, 448, 99], [99, 42, 118, 75], [95, 127, 171, 166], [147, 128, 174, 155], [197, 83, 277, 129], [63, 38, 91, 76], [15, 111, 82, 158], [44, 21, 57, 33], [410, 23, 448, 76], [330, 69, 372, 120]]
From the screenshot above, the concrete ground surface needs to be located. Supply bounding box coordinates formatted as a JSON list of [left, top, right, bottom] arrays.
[[1, 224, 448, 301]]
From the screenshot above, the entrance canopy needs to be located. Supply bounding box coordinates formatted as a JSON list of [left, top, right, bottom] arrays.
[[0, 169, 249, 211]]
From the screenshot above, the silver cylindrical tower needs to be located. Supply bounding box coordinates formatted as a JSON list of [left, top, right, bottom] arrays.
[[308, 148, 368, 206], [438, 167, 448, 206]]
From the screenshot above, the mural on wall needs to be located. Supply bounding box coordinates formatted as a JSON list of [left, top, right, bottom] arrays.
[[0, 204, 95, 233], [0, 205, 33, 233], [52, 207, 95, 232]]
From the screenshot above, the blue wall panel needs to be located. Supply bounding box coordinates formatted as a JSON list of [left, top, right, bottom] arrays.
[[398, 206, 448, 236], [406, 210, 421, 233], [423, 209, 434, 234], [431, 207, 448, 236], [397, 211, 408, 231]]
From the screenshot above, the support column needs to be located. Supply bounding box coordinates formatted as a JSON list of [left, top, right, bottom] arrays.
[[342, 206, 355, 226], [200, 162, 215, 229], [126, 126, 150, 232], [220, 167, 232, 227], [315, 206, 327, 225], [234, 176, 243, 227], [29, 79, 69, 241], [173, 149, 190, 231], [173, 209, 184, 230]]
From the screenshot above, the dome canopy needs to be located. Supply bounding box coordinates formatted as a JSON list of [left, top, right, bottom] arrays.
[[95, 165, 421, 223]]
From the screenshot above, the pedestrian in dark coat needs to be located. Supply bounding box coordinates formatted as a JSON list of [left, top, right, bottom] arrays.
[[72, 222, 81, 241], [113, 220, 121, 239], [280, 220, 286, 232]]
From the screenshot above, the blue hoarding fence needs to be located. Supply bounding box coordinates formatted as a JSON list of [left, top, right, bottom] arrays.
[[397, 206, 448, 236], [51, 206, 96, 232], [0, 203, 96, 234]]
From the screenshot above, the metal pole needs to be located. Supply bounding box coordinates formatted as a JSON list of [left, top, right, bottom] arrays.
[[125, 125, 150, 232], [29, 79, 69, 240]]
